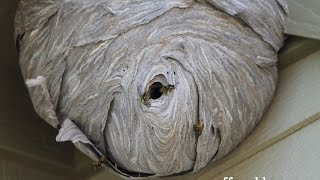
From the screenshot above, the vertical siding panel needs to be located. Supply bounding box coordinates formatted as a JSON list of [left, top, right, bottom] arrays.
[[215, 119, 320, 180], [285, 0, 320, 40]]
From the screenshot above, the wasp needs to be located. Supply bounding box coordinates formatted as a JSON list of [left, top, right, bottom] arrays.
[[137, 85, 151, 105], [159, 84, 175, 95], [92, 155, 106, 169], [160, 82, 179, 95], [194, 120, 204, 137], [140, 90, 151, 105]]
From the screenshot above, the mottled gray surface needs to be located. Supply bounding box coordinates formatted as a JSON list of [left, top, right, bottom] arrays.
[[15, 0, 287, 178]]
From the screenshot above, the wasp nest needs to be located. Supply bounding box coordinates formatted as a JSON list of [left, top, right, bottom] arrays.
[[15, 0, 287, 178]]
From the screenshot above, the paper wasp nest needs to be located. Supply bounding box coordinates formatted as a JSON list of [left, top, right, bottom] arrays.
[[15, 0, 287, 178]]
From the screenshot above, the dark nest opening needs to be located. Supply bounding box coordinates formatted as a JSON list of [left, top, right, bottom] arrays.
[[149, 82, 163, 99]]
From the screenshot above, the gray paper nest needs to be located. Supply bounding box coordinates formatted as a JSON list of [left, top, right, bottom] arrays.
[[14, 0, 287, 178]]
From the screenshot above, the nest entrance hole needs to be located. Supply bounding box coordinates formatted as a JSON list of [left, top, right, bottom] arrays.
[[149, 82, 163, 99]]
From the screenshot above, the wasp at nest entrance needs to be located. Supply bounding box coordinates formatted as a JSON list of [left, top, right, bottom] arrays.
[[141, 82, 175, 105]]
